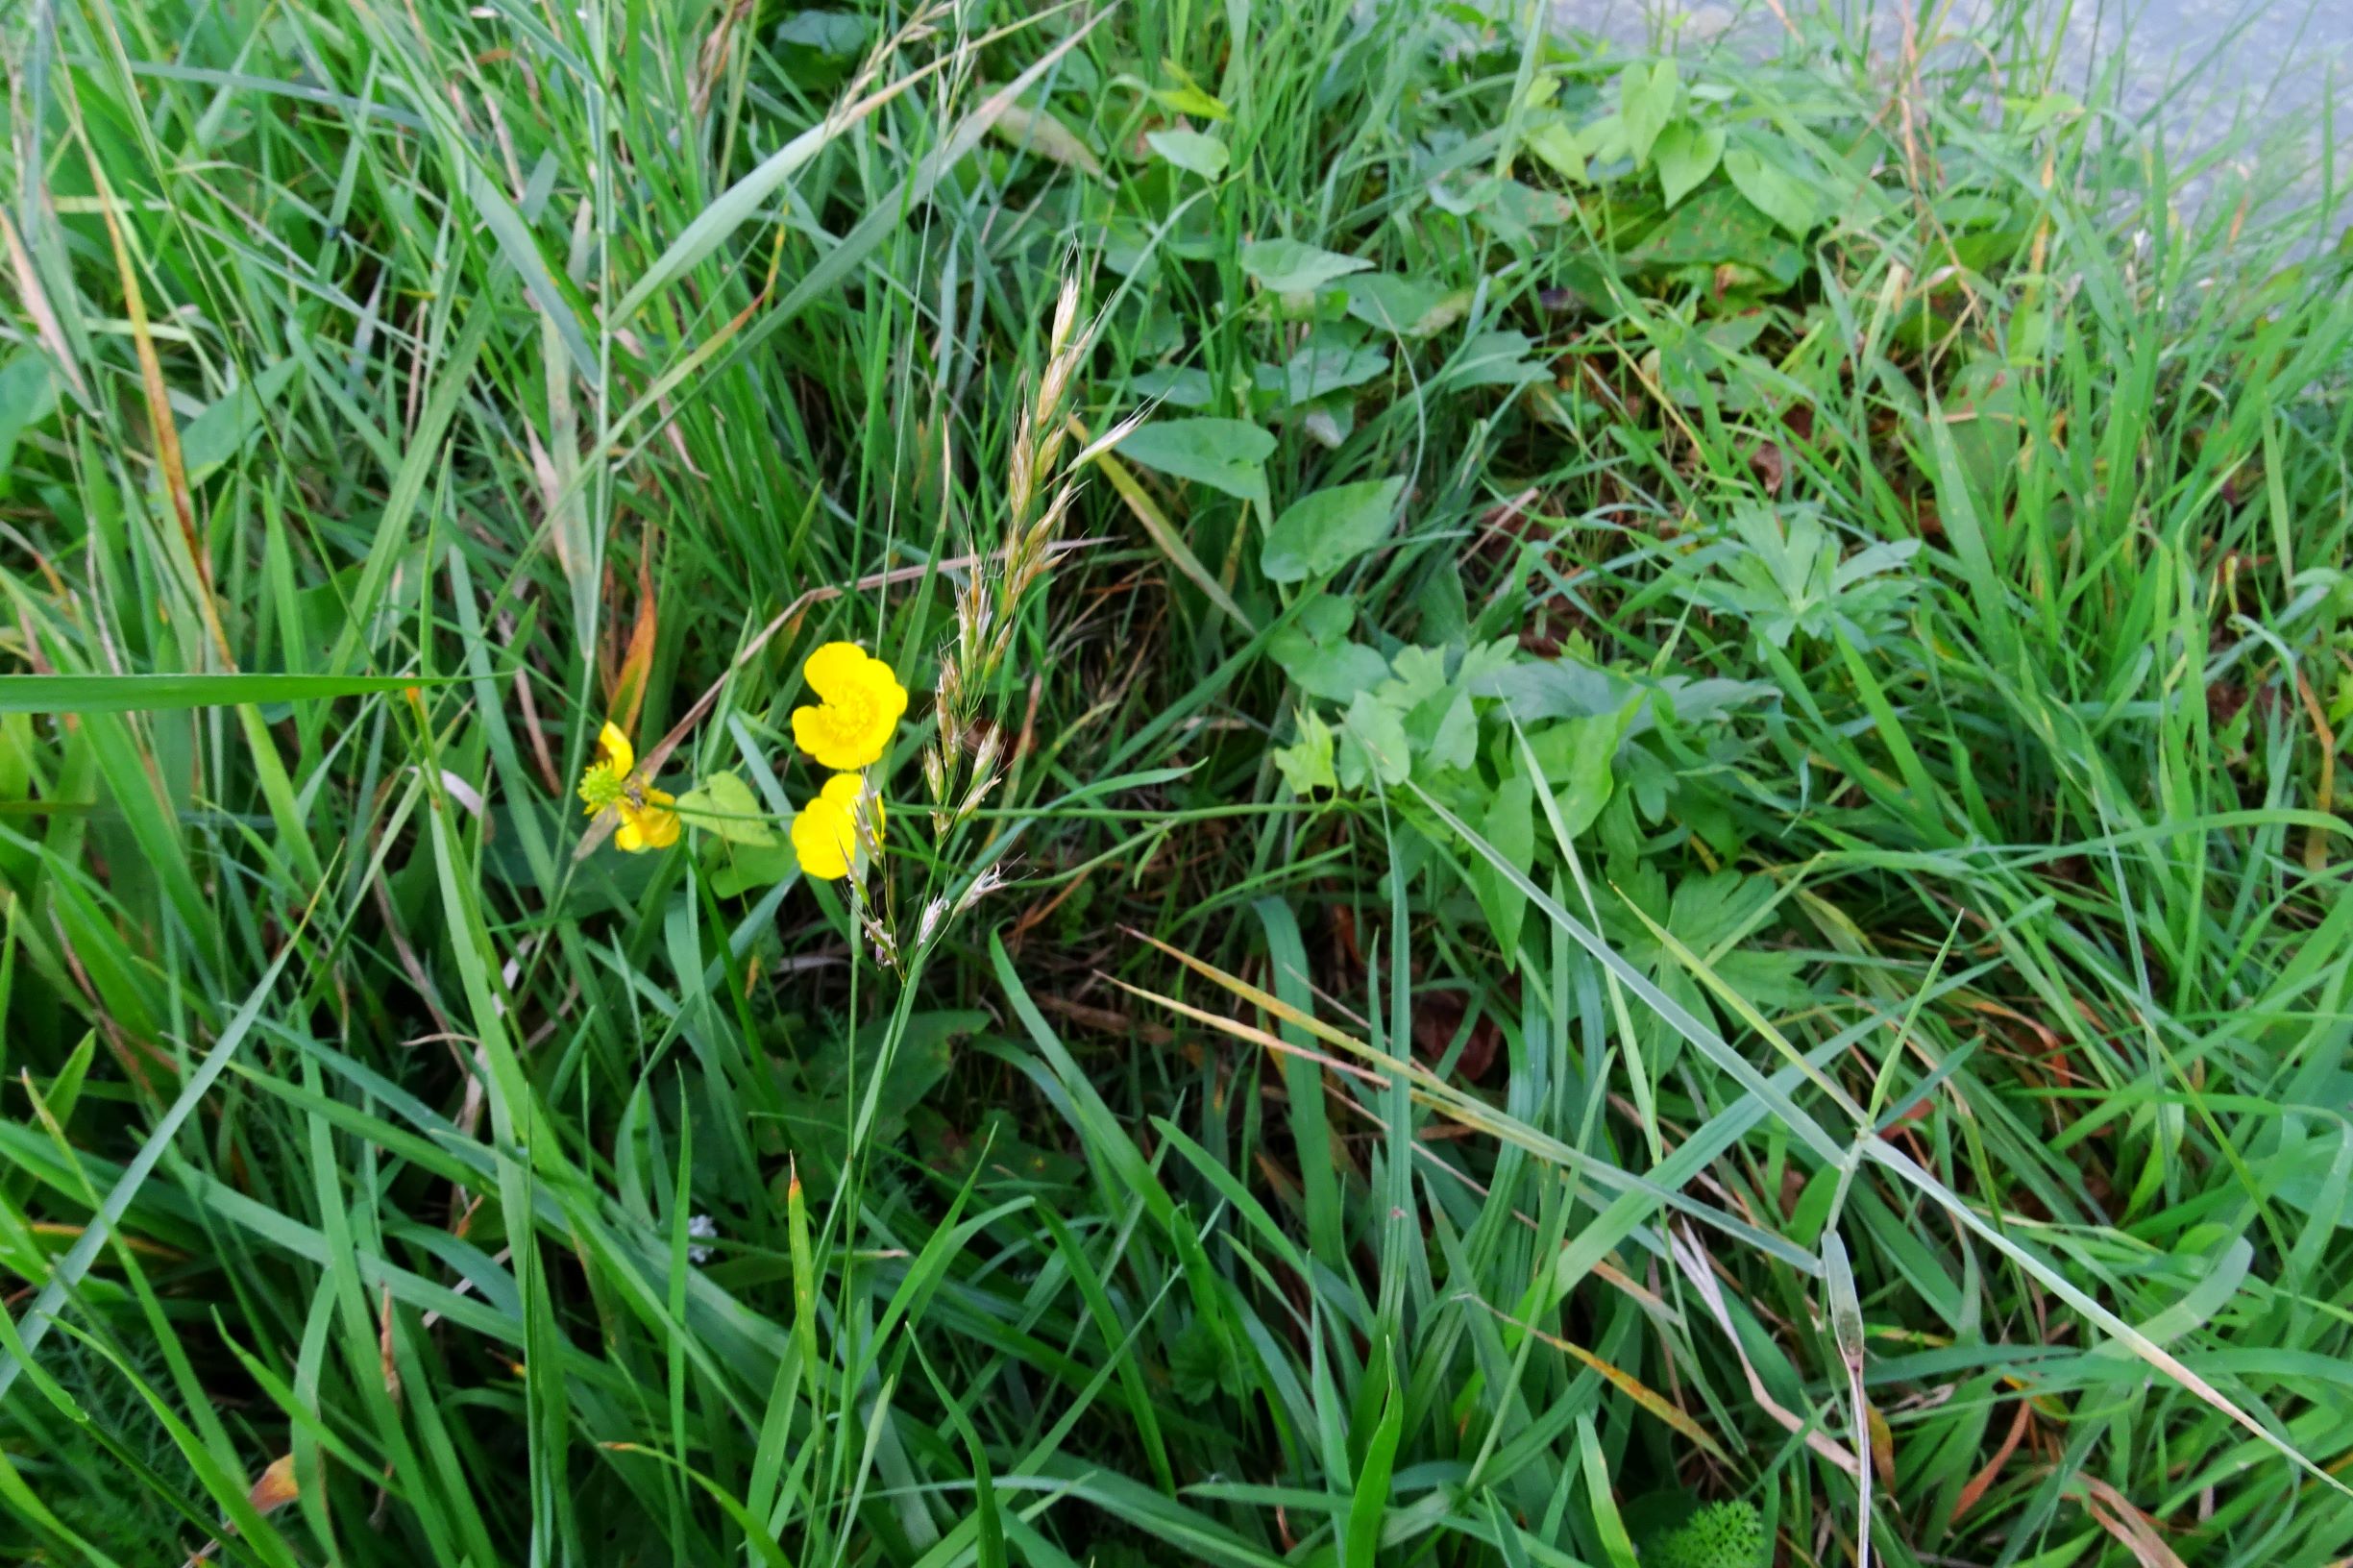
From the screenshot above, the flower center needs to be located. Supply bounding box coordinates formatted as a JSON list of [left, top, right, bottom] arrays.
[[579, 762, 630, 812]]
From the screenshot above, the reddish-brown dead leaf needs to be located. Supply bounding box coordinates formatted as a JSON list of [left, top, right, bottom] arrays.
[[2074, 1476, 2188, 1568], [1950, 1396, 2033, 1524], [1412, 987, 1500, 1082], [599, 540, 659, 739]]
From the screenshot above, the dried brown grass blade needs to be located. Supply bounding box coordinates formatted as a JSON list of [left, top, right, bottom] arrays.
[[0, 208, 90, 404], [1950, 1396, 2032, 1524], [1669, 1224, 1860, 1478], [81, 155, 233, 666], [1466, 1296, 1733, 1464], [2073, 1475, 2188, 1568]]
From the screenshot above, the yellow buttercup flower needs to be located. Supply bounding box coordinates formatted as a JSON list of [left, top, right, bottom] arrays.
[[576, 722, 680, 852], [791, 642, 908, 770], [791, 772, 883, 882]]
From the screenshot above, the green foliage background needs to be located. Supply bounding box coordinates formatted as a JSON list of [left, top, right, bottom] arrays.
[[1, 0, 2350, 1564]]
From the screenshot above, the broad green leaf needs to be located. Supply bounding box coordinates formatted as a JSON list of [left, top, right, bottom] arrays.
[[179, 357, 302, 480], [1724, 144, 1819, 237], [1275, 637, 1389, 701], [1623, 184, 1804, 285], [1262, 339, 1389, 405], [0, 353, 60, 481], [711, 841, 797, 897], [1336, 689, 1409, 788], [1525, 120, 1587, 184], [774, 10, 869, 53], [1344, 275, 1471, 337], [1472, 770, 1536, 955], [1115, 417, 1274, 503], [1442, 331, 1550, 390], [1131, 365, 1215, 407], [674, 772, 777, 845], [1239, 238, 1371, 296], [1268, 595, 1388, 700], [1090, 438, 1258, 630], [1262, 476, 1405, 582], [1653, 119, 1725, 208], [1145, 130, 1229, 180], [1525, 713, 1621, 835], [1619, 61, 1680, 168]]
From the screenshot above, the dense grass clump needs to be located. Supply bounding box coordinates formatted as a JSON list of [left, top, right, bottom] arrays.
[[1, 0, 2349, 1564]]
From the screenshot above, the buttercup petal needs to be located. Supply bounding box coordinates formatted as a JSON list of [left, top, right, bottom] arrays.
[[790, 703, 851, 767], [633, 802, 680, 849], [802, 642, 874, 703], [596, 722, 634, 775], [792, 644, 907, 769], [791, 795, 855, 880]]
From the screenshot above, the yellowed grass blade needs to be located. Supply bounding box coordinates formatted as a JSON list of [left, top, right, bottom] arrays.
[[80, 155, 234, 667], [1466, 1296, 1733, 1464]]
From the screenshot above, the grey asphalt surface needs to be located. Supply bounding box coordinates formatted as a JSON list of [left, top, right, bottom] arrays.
[[1551, 0, 2348, 210]]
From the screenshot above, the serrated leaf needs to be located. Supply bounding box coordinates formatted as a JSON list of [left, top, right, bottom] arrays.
[[1524, 714, 1619, 836], [1145, 129, 1229, 179], [1274, 708, 1339, 796], [674, 772, 777, 845], [1336, 689, 1410, 788], [1240, 238, 1372, 296], [1261, 476, 1405, 582], [1115, 417, 1274, 503], [1268, 593, 1390, 699], [1653, 120, 1725, 208]]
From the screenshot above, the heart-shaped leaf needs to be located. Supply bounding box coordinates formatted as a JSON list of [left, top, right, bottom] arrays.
[[1724, 143, 1820, 237], [1115, 417, 1275, 504], [1262, 476, 1405, 582], [1654, 120, 1726, 208], [1620, 61, 1681, 169], [1240, 238, 1372, 296], [1146, 129, 1230, 180], [1345, 275, 1472, 337], [674, 772, 777, 845]]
